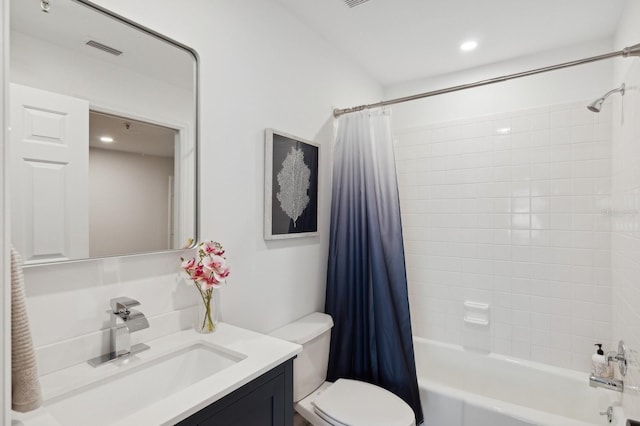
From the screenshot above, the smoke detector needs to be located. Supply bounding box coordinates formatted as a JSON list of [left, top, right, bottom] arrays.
[[344, 0, 371, 8]]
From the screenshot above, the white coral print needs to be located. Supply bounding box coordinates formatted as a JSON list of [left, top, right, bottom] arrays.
[[276, 147, 311, 227]]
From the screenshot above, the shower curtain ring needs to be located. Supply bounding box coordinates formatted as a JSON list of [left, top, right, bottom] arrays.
[[41, 0, 51, 12]]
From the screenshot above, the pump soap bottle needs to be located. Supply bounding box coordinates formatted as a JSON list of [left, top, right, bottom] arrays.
[[592, 344, 611, 378]]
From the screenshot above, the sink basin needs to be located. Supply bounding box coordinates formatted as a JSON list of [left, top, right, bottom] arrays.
[[43, 343, 246, 426]]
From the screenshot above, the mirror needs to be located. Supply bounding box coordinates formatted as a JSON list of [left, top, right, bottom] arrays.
[[9, 0, 198, 265]]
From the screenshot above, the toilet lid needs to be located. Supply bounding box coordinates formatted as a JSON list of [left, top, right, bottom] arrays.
[[312, 379, 415, 426]]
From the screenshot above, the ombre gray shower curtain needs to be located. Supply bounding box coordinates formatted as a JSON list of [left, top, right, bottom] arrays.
[[325, 109, 423, 424]]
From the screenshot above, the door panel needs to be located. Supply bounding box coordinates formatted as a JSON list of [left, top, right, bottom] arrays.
[[10, 83, 89, 263]]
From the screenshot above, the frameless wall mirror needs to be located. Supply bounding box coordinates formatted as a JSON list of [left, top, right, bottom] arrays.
[[9, 0, 198, 265]]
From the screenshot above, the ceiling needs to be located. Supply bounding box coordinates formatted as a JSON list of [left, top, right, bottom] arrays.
[[89, 111, 176, 158], [273, 0, 628, 87]]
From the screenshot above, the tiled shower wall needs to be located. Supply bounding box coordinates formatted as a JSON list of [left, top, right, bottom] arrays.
[[395, 100, 613, 371], [611, 59, 640, 418]]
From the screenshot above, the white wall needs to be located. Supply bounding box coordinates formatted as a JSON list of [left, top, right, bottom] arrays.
[[611, 0, 640, 419], [89, 148, 173, 257], [16, 0, 382, 374], [89, 0, 383, 333], [389, 39, 616, 371]]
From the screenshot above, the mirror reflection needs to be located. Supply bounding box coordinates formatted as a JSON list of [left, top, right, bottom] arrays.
[[9, 0, 198, 265], [89, 112, 177, 257]]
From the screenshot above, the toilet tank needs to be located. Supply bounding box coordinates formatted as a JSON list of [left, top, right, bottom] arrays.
[[269, 312, 334, 402]]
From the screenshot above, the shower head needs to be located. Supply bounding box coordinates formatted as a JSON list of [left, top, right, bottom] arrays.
[[587, 98, 605, 113], [587, 83, 625, 112]]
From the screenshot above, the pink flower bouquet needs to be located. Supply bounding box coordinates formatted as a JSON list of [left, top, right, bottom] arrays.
[[181, 241, 230, 332]]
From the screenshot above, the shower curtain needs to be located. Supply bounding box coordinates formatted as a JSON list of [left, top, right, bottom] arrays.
[[325, 109, 423, 424]]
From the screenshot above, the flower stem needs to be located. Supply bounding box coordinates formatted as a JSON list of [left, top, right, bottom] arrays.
[[195, 286, 215, 333]]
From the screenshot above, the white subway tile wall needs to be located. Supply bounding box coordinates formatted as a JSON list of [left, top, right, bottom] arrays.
[[395, 100, 612, 372], [612, 59, 640, 419]]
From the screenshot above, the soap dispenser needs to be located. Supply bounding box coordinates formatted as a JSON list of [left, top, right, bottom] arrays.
[[592, 344, 611, 378]]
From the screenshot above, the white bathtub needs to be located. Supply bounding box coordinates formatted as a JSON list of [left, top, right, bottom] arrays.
[[413, 338, 626, 426]]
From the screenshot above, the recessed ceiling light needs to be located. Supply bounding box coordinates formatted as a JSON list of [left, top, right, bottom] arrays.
[[460, 40, 478, 52], [100, 136, 114, 143]]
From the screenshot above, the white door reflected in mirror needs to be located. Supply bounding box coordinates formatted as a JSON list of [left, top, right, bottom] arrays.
[[10, 83, 89, 264]]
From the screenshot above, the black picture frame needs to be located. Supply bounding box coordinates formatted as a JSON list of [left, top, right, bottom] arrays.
[[264, 129, 319, 239]]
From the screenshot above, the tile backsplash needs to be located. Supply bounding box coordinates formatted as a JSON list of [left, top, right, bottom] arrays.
[[22, 250, 198, 374], [395, 100, 613, 372]]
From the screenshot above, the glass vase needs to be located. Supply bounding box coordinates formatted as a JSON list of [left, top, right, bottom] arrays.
[[195, 288, 218, 333]]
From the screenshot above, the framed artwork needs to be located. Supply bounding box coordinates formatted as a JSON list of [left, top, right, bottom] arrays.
[[264, 129, 319, 240]]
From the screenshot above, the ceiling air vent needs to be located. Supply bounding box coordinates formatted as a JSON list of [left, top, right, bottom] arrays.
[[86, 40, 123, 56], [344, 0, 371, 8]]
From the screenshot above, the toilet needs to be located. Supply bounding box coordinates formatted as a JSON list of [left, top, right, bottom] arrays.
[[270, 312, 416, 426]]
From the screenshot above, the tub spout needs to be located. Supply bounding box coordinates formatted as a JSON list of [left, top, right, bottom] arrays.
[[589, 375, 623, 392], [599, 406, 613, 423]]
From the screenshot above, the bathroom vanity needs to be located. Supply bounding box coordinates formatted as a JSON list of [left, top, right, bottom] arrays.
[[177, 358, 294, 425], [12, 323, 301, 426]]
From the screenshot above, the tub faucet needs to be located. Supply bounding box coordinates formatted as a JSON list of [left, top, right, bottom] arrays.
[[88, 297, 150, 367], [599, 406, 613, 423], [589, 374, 624, 392]]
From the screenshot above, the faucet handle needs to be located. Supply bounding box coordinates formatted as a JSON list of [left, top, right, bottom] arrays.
[[606, 340, 628, 376], [110, 297, 141, 315], [617, 340, 628, 376]]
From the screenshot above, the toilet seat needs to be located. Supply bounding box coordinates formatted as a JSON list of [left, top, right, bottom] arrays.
[[311, 379, 415, 426]]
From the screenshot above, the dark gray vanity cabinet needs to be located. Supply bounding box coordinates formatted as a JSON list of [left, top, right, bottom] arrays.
[[176, 359, 294, 426]]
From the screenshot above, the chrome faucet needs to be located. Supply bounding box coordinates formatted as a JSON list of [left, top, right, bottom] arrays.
[[88, 297, 150, 367], [589, 375, 623, 392], [110, 297, 150, 356], [599, 406, 613, 423]]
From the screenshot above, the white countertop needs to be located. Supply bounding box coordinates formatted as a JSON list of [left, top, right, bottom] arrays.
[[12, 323, 302, 426]]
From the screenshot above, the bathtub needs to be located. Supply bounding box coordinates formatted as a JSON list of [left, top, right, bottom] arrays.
[[413, 338, 626, 426]]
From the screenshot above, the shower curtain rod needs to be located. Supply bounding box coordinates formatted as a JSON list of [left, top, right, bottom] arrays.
[[333, 42, 640, 117]]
